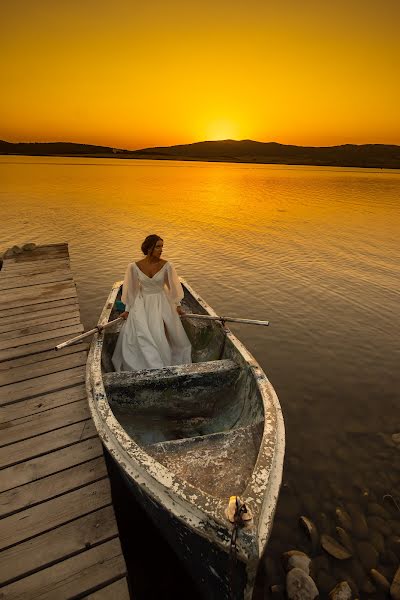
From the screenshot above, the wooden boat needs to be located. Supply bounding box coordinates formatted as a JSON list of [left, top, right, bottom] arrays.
[[86, 277, 285, 599]]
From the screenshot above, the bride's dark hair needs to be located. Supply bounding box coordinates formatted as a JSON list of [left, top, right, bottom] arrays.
[[141, 234, 163, 256]]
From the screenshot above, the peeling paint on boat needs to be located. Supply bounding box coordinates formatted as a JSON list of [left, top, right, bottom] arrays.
[[86, 277, 285, 599]]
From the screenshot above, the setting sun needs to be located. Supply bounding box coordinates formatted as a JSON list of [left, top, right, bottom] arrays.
[[204, 121, 241, 142]]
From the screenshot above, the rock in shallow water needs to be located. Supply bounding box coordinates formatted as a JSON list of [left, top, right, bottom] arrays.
[[346, 504, 369, 539], [367, 515, 391, 536], [328, 581, 352, 600], [283, 550, 311, 575], [286, 567, 319, 600], [367, 502, 391, 519], [336, 527, 354, 553], [391, 565, 400, 600], [370, 568, 390, 592], [299, 516, 319, 552], [355, 540, 379, 570], [369, 528, 385, 554], [335, 508, 353, 532], [321, 534, 352, 559]]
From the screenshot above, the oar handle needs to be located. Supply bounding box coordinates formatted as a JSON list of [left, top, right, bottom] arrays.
[[55, 316, 124, 350], [181, 314, 269, 326]]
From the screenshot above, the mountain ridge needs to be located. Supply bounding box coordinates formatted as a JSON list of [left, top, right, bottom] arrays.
[[1, 139, 399, 169]]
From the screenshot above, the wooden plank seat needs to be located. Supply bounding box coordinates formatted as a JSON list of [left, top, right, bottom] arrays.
[[103, 359, 243, 447], [103, 358, 240, 399], [146, 422, 264, 499]]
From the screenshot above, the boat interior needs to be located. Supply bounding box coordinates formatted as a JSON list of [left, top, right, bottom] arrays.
[[100, 287, 265, 499]]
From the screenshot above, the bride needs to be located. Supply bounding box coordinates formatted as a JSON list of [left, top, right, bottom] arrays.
[[112, 234, 192, 371]]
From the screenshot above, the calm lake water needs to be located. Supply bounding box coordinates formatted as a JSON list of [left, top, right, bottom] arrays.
[[1, 156, 399, 598]]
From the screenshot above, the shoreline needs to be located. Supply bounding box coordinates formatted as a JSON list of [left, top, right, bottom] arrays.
[[1, 152, 399, 170]]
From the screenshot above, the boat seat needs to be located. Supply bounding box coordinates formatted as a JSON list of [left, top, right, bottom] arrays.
[[103, 359, 239, 392], [146, 422, 264, 498], [104, 359, 243, 436]]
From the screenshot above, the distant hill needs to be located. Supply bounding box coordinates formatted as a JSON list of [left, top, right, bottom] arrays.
[[1, 139, 399, 169], [130, 140, 400, 169], [0, 140, 116, 155]]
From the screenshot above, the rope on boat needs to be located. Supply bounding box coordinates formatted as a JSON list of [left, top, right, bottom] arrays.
[[227, 496, 252, 599]]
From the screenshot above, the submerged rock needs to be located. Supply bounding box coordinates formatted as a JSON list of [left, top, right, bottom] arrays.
[[335, 508, 353, 532], [316, 570, 337, 595], [299, 516, 319, 551], [321, 534, 352, 560], [328, 581, 352, 600], [360, 576, 376, 595], [367, 515, 391, 536], [270, 583, 285, 598], [369, 528, 385, 554], [367, 502, 391, 519], [286, 567, 319, 600], [370, 568, 390, 592], [355, 541, 378, 570], [283, 550, 311, 575], [336, 527, 354, 553], [346, 503, 368, 539], [391, 565, 400, 600], [318, 512, 333, 535], [381, 549, 399, 566], [311, 554, 330, 578]]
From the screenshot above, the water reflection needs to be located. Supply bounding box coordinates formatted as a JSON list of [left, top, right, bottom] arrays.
[[1, 156, 399, 598]]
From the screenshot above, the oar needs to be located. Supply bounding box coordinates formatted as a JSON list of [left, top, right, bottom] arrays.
[[55, 316, 124, 350], [181, 314, 269, 326]]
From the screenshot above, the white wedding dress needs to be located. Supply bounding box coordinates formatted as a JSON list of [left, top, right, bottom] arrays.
[[112, 261, 192, 371]]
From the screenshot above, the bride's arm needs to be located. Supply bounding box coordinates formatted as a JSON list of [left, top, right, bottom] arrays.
[[165, 263, 185, 310], [121, 263, 139, 313]]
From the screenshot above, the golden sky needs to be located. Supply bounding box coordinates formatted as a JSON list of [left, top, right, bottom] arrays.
[[1, 0, 399, 149]]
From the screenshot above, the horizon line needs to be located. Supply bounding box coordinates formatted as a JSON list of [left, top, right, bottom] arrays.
[[1, 138, 400, 151]]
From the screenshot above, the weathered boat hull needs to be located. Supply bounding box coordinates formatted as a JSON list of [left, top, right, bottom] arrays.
[[86, 277, 285, 600], [118, 464, 250, 599]]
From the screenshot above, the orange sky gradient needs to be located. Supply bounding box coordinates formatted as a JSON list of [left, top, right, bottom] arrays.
[[1, 0, 399, 149]]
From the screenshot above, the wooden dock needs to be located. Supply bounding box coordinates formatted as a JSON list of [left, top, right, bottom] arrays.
[[0, 243, 130, 598]]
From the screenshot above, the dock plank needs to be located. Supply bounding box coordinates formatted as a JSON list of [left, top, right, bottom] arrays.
[[0, 384, 86, 424], [0, 323, 83, 353], [0, 342, 87, 373], [1, 478, 112, 551], [0, 350, 87, 387], [0, 297, 79, 320], [0, 330, 86, 363], [0, 419, 97, 469], [0, 315, 81, 341], [0, 437, 103, 493], [0, 269, 73, 291], [0, 456, 107, 517], [0, 399, 89, 446], [0, 537, 126, 599], [0, 307, 80, 333], [0, 258, 70, 276], [84, 577, 130, 598], [0, 365, 86, 405], [0, 505, 118, 586], [0, 281, 78, 311]]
